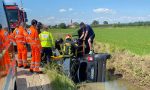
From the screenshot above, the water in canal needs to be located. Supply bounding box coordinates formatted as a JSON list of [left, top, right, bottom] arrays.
[[78, 79, 143, 90]]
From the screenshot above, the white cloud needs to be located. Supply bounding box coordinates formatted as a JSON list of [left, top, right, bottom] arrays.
[[59, 9, 67, 12], [47, 16, 55, 20], [68, 8, 73, 11], [59, 8, 74, 12], [93, 8, 115, 14]]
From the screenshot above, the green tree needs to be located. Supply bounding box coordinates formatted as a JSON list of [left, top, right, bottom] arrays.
[[58, 23, 67, 29], [92, 20, 99, 26], [103, 21, 108, 25], [48, 25, 52, 29], [52, 24, 58, 29]]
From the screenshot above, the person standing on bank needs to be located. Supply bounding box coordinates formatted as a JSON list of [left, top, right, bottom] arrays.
[[13, 22, 28, 68], [27, 19, 42, 73], [39, 25, 54, 64], [79, 22, 95, 54]]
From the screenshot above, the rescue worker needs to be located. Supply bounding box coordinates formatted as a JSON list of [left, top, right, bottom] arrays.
[[0, 24, 3, 54], [63, 34, 72, 55], [79, 22, 95, 54], [39, 25, 54, 64], [0, 24, 4, 74], [13, 22, 28, 68], [0, 24, 11, 74], [0, 24, 3, 52], [27, 19, 41, 73]]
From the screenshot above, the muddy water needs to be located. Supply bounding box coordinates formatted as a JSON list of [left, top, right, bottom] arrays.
[[78, 79, 143, 90]]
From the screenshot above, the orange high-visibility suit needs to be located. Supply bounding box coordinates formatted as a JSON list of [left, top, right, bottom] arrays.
[[0, 29, 11, 73], [0, 33, 3, 73], [0, 33, 3, 52], [13, 26, 28, 67], [27, 25, 41, 72]]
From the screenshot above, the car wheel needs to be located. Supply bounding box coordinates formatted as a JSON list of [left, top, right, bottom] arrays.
[[14, 81, 17, 90]]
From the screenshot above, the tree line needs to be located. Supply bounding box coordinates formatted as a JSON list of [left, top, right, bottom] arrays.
[[50, 20, 150, 29], [90, 20, 150, 27], [26, 20, 150, 29]]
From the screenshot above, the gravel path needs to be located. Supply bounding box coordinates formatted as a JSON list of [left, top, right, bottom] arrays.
[[16, 52, 51, 90], [17, 68, 51, 90]]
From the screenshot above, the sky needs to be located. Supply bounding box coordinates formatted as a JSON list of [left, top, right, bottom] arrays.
[[4, 0, 150, 25]]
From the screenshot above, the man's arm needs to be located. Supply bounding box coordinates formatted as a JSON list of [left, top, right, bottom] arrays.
[[80, 31, 85, 39], [83, 25, 90, 40], [83, 30, 88, 40]]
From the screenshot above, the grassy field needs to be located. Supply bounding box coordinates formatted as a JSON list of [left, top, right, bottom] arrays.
[[94, 26, 150, 55], [49, 26, 150, 55]]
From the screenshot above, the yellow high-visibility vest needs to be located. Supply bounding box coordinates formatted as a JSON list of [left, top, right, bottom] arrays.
[[39, 31, 54, 47]]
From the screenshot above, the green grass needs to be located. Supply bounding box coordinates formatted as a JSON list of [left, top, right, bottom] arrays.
[[49, 26, 150, 55], [44, 62, 76, 90], [94, 26, 150, 55], [48, 28, 75, 39]]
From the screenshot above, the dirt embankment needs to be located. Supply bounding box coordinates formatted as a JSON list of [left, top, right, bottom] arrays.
[[94, 42, 150, 89]]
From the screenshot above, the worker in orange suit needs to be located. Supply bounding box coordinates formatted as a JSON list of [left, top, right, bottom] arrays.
[[0, 24, 4, 73], [27, 19, 41, 73], [0, 24, 11, 74], [13, 22, 28, 68], [0, 24, 3, 52]]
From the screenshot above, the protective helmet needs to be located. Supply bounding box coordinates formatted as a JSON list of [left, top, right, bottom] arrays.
[[0, 24, 2, 29], [65, 34, 72, 40], [31, 19, 38, 25]]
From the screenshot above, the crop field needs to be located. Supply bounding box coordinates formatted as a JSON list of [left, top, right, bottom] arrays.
[[49, 26, 150, 55]]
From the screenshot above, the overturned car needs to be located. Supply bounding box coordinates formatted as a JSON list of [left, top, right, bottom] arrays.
[[53, 34, 111, 83]]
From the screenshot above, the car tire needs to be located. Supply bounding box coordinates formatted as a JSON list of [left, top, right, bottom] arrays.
[[14, 81, 17, 90]]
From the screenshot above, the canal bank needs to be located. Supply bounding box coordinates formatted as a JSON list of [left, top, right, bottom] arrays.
[[94, 42, 150, 90]]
